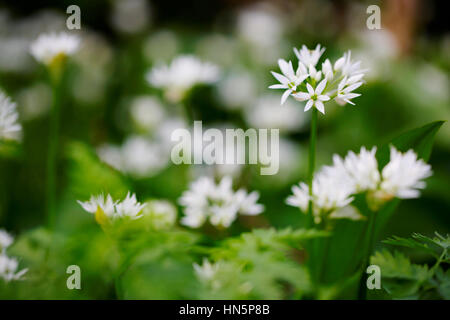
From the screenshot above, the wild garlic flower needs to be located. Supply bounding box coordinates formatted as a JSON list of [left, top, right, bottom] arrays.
[[270, 44, 367, 113], [146, 55, 220, 102], [193, 258, 220, 282], [193, 258, 222, 290], [179, 176, 264, 229], [0, 92, 21, 141], [287, 146, 433, 221], [0, 229, 13, 252], [328, 147, 380, 193], [30, 32, 80, 66], [380, 147, 433, 199], [97, 136, 169, 179], [141, 199, 177, 230], [269, 59, 308, 104], [78, 192, 146, 225], [0, 254, 28, 282], [294, 44, 325, 68], [286, 169, 359, 224]]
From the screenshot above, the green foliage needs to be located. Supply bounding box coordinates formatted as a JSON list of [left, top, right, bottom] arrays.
[[66, 141, 130, 199], [320, 121, 443, 291], [117, 230, 201, 299], [376, 121, 445, 168], [371, 249, 429, 298], [201, 228, 328, 299], [373, 232, 449, 299], [384, 232, 450, 260]]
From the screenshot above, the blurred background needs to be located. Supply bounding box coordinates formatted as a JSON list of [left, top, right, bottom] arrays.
[[0, 0, 448, 298]]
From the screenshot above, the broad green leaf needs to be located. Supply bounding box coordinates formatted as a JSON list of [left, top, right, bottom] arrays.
[[376, 120, 445, 169]]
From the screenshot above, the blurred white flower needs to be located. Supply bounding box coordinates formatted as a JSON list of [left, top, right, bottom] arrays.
[[115, 192, 146, 219], [0, 91, 21, 141], [129, 96, 166, 132], [196, 34, 238, 67], [0, 254, 28, 282], [142, 199, 177, 230], [217, 70, 257, 110], [143, 30, 178, 63], [77, 193, 116, 217], [245, 95, 306, 132], [98, 136, 169, 179], [179, 176, 263, 228], [111, 0, 151, 34], [193, 258, 221, 288], [147, 55, 220, 102], [380, 147, 432, 199], [270, 44, 366, 112], [78, 192, 145, 223], [30, 32, 80, 65], [0, 229, 13, 252], [0, 37, 32, 73], [236, 4, 284, 48], [16, 83, 51, 121]]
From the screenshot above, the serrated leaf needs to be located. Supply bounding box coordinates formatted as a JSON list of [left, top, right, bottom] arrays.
[[371, 249, 429, 298], [383, 234, 441, 259]]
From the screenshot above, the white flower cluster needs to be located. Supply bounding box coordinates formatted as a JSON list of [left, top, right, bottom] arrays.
[[0, 229, 28, 282], [30, 32, 80, 65], [287, 146, 432, 223], [193, 258, 222, 290], [78, 192, 146, 223], [97, 136, 169, 179], [270, 44, 367, 113], [179, 176, 264, 228], [0, 91, 22, 141], [141, 199, 177, 230], [147, 55, 220, 102]]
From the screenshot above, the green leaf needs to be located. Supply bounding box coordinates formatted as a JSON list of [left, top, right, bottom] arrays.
[[65, 141, 130, 199], [376, 120, 445, 169], [205, 228, 327, 299], [433, 268, 450, 299], [371, 249, 429, 298]]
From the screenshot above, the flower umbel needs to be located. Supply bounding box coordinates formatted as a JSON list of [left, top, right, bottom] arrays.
[[147, 55, 220, 102], [270, 44, 367, 113], [287, 145, 433, 223], [179, 176, 264, 229], [30, 32, 80, 66], [78, 192, 146, 225]]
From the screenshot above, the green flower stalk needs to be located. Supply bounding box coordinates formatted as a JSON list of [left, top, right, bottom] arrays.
[[30, 32, 80, 228]]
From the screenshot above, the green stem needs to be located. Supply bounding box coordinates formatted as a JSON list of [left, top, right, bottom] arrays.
[[46, 69, 64, 229], [358, 210, 377, 299], [307, 108, 318, 228], [306, 108, 318, 284]]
